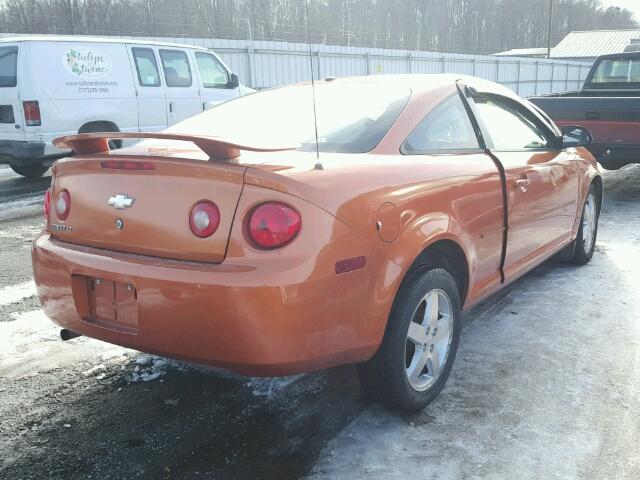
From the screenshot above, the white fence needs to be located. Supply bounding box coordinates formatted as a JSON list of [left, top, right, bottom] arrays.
[[2, 33, 592, 96], [140, 37, 592, 96]]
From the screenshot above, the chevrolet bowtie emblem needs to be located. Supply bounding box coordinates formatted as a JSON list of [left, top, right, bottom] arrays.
[[108, 194, 135, 209]]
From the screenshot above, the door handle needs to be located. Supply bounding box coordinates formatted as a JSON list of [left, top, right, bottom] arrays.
[[169, 101, 174, 113], [514, 177, 531, 192]]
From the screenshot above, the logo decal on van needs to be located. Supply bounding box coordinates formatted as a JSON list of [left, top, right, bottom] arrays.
[[64, 48, 111, 78]]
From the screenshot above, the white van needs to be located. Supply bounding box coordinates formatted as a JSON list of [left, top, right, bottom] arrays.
[[0, 36, 252, 177]]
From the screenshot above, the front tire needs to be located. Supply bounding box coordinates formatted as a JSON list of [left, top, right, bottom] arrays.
[[10, 164, 49, 178], [571, 184, 599, 265], [358, 268, 462, 412]]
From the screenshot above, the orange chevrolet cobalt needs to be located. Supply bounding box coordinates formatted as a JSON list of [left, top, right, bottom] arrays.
[[32, 75, 601, 411]]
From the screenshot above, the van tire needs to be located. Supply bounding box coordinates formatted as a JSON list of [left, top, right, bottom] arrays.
[[10, 164, 49, 178], [78, 122, 122, 150]]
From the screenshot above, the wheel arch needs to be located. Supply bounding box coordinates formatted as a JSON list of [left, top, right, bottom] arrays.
[[78, 120, 120, 135], [78, 121, 122, 149], [591, 174, 603, 213], [398, 237, 470, 308]]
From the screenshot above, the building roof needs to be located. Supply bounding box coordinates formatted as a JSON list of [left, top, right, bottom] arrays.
[[551, 30, 640, 59], [492, 47, 549, 57]]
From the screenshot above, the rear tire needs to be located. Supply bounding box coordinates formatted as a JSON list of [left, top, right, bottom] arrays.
[[358, 268, 462, 412], [10, 164, 49, 178], [570, 184, 599, 265]]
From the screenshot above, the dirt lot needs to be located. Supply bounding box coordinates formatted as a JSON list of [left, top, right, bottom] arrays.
[[1, 164, 639, 480]]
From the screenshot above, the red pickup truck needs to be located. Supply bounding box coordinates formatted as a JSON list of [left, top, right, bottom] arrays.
[[529, 51, 640, 170]]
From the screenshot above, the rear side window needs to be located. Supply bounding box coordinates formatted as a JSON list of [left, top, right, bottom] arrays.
[[0, 46, 18, 88], [402, 94, 480, 154], [160, 50, 192, 87], [132, 48, 160, 87], [195, 52, 229, 88]]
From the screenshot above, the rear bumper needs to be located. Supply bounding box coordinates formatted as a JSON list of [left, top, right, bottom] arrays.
[[0, 140, 46, 164], [32, 232, 384, 376], [592, 144, 640, 169]]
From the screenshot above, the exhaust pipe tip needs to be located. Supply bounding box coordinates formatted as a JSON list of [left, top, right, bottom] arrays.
[[60, 329, 81, 341]]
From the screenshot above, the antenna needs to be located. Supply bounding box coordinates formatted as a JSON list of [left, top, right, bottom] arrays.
[[305, 0, 321, 163]]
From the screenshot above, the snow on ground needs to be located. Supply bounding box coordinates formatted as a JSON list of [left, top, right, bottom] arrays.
[[0, 309, 132, 380], [0, 281, 37, 306], [0, 222, 42, 240]]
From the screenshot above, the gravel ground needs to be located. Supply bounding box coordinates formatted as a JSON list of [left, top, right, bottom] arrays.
[[0, 164, 639, 480]]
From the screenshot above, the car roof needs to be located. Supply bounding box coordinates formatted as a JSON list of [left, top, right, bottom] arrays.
[[0, 35, 210, 51], [307, 73, 517, 99]]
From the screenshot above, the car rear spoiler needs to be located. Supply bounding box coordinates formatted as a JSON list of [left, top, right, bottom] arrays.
[[53, 132, 296, 160]]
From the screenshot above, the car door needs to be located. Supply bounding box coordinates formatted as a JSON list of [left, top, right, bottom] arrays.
[[470, 92, 579, 281], [158, 49, 202, 125], [193, 50, 239, 110], [402, 91, 505, 302], [127, 45, 167, 131]]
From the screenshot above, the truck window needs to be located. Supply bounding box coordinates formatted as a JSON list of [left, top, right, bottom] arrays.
[[195, 52, 229, 88], [591, 58, 640, 84], [159, 50, 192, 87], [402, 94, 480, 154], [0, 46, 18, 88], [132, 48, 160, 87]]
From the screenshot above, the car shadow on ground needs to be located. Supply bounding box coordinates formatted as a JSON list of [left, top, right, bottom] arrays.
[[1, 356, 367, 480]]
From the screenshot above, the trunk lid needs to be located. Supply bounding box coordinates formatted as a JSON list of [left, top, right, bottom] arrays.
[[49, 155, 246, 263]]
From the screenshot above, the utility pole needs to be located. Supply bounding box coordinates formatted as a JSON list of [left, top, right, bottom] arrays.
[[547, 0, 554, 59]]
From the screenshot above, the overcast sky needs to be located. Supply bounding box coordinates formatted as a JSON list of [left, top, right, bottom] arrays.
[[600, 0, 640, 21]]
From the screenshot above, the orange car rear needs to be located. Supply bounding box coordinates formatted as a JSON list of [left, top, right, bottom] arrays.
[[32, 75, 601, 411]]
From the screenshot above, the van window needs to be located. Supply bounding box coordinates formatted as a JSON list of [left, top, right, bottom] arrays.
[[159, 50, 192, 87], [0, 46, 18, 88], [195, 52, 229, 88], [132, 48, 160, 87]]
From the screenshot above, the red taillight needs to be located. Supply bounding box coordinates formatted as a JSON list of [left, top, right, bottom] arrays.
[[56, 190, 71, 221], [189, 201, 220, 238], [100, 160, 155, 170], [43, 188, 51, 218], [23, 101, 41, 126], [247, 202, 301, 249]]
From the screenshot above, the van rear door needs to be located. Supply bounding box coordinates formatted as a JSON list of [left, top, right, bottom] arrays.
[[127, 45, 168, 132], [0, 43, 25, 142]]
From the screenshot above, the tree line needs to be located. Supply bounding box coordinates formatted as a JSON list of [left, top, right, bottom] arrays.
[[0, 0, 637, 54]]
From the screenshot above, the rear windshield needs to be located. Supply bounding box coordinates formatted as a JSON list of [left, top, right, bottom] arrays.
[[589, 57, 640, 84], [0, 46, 18, 88], [168, 81, 410, 153]]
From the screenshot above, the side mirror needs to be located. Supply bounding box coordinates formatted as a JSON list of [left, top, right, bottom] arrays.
[[227, 72, 240, 89], [562, 125, 592, 148]]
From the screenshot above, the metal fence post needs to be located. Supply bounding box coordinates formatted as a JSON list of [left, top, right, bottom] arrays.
[[534, 61, 539, 95], [316, 50, 321, 80], [550, 61, 555, 93], [365, 52, 370, 76], [246, 45, 255, 89], [565, 63, 570, 90], [495, 59, 500, 83], [407, 53, 412, 74], [441, 55, 446, 73], [516, 60, 521, 94], [472, 58, 476, 76]]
